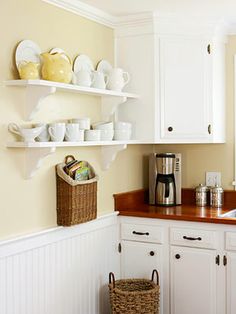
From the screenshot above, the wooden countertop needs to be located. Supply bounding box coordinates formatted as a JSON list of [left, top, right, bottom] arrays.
[[113, 189, 236, 225]]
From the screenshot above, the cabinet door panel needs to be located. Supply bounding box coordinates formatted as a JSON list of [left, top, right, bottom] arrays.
[[226, 252, 236, 314], [170, 246, 217, 314], [160, 37, 212, 141], [121, 241, 162, 278], [121, 240, 163, 314]]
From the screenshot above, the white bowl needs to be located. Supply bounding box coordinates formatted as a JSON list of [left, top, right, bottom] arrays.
[[84, 129, 101, 141], [114, 121, 132, 130], [114, 129, 132, 141], [92, 121, 113, 130], [100, 129, 114, 141]]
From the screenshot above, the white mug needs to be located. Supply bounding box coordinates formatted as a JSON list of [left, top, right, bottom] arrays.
[[35, 123, 50, 142], [91, 71, 109, 89], [107, 68, 130, 92], [70, 118, 90, 130], [65, 123, 82, 142], [48, 123, 66, 142], [74, 69, 93, 87]]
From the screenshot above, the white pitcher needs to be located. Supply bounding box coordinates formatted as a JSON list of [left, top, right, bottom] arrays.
[[107, 68, 130, 92]]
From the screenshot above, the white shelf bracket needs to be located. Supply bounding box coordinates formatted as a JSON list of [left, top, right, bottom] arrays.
[[101, 144, 127, 170], [25, 85, 56, 120], [101, 96, 127, 121], [25, 147, 56, 179]]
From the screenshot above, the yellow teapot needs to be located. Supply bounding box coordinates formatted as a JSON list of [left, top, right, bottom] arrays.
[[41, 52, 72, 84], [18, 61, 40, 80]]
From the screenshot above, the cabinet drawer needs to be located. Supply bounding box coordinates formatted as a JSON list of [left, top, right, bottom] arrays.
[[225, 232, 236, 251], [121, 223, 164, 244], [170, 227, 217, 249]]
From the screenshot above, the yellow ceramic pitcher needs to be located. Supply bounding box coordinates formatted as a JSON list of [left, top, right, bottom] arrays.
[[18, 61, 40, 80], [41, 52, 72, 84]]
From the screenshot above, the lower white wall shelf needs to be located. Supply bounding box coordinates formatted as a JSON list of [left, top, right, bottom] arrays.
[[6, 140, 147, 178]]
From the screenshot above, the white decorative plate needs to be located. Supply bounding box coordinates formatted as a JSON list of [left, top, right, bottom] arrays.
[[15, 40, 41, 69], [73, 54, 94, 73], [96, 60, 112, 75]]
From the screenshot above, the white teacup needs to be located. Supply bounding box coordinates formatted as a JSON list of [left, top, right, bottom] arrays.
[[65, 123, 82, 142], [48, 123, 66, 142], [91, 71, 109, 89], [35, 123, 50, 142]]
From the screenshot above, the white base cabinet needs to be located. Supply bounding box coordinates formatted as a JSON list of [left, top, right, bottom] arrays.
[[170, 246, 217, 314], [119, 216, 236, 314], [226, 252, 236, 314]]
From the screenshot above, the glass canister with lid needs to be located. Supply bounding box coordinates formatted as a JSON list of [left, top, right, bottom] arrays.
[[195, 184, 209, 207]]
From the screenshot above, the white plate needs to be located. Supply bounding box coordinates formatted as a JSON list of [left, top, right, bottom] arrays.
[[96, 60, 112, 75], [73, 54, 94, 73], [15, 40, 41, 69], [50, 47, 71, 63]]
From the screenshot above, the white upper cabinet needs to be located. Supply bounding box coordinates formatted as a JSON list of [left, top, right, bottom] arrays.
[[115, 16, 226, 143], [159, 36, 212, 141]]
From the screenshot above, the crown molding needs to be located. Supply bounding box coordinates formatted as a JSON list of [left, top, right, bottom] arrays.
[[42, 0, 236, 35], [42, 0, 117, 27]]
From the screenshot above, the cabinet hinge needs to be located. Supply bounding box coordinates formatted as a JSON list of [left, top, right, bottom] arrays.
[[223, 255, 227, 266], [216, 254, 220, 265], [207, 44, 211, 54], [118, 243, 122, 253]]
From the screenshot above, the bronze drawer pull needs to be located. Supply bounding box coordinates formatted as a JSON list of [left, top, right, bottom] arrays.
[[133, 231, 149, 236], [183, 236, 202, 241]]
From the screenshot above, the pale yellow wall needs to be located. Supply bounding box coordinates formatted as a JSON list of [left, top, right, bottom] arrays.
[[0, 0, 152, 240], [1, 0, 235, 240], [155, 36, 236, 190]]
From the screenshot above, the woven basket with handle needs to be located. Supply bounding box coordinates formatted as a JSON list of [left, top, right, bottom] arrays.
[[56, 156, 98, 226], [108, 270, 160, 314]]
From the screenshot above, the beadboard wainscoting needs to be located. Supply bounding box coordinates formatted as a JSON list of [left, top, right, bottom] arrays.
[[0, 213, 120, 314]]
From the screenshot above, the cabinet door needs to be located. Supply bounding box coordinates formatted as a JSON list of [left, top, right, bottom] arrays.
[[226, 252, 236, 314], [121, 240, 164, 314], [170, 246, 217, 314], [159, 36, 212, 142]]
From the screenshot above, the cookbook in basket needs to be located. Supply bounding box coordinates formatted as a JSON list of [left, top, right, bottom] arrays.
[[56, 155, 98, 226], [108, 269, 160, 314]]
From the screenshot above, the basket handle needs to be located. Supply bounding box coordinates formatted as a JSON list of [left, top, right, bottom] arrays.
[[151, 269, 159, 285], [65, 155, 76, 164], [109, 272, 116, 289]]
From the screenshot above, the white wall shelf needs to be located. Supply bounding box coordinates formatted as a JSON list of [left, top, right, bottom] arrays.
[[6, 140, 147, 179], [4, 79, 139, 121]]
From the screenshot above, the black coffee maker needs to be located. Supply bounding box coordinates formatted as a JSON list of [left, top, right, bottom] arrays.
[[149, 153, 181, 206]]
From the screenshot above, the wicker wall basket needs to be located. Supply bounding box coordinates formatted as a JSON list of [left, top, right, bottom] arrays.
[[108, 270, 160, 314], [56, 163, 98, 226]]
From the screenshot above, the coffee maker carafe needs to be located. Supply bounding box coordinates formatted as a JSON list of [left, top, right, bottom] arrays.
[[149, 153, 181, 206]]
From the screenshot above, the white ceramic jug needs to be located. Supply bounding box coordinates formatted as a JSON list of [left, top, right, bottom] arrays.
[[107, 68, 130, 92], [8, 123, 43, 142]]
